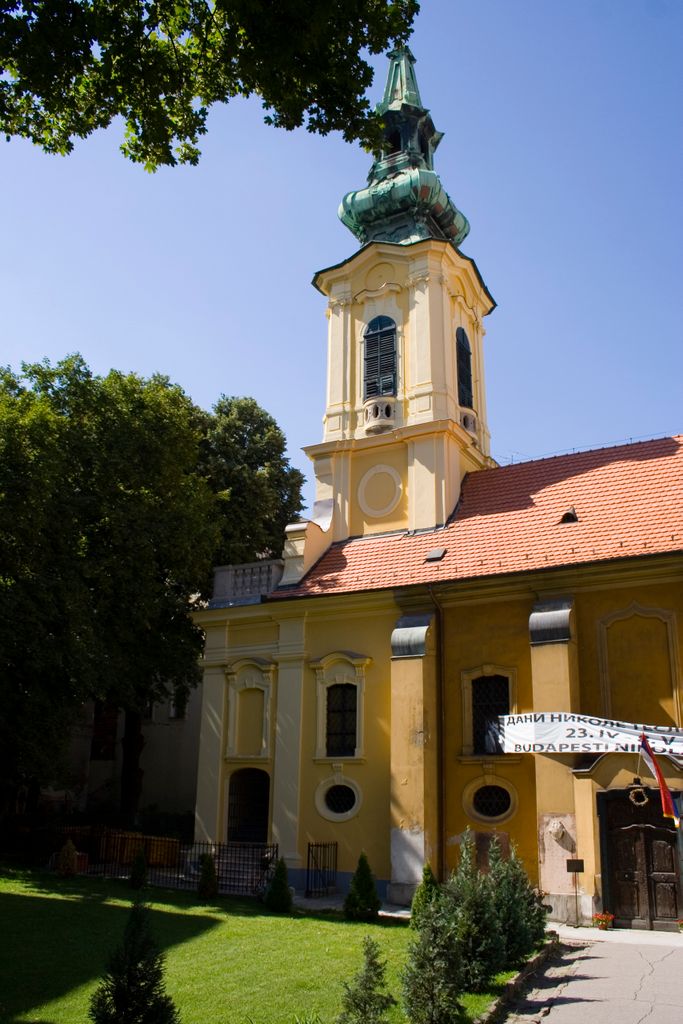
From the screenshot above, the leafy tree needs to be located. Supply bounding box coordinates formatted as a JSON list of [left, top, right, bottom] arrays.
[[0, 356, 217, 822], [344, 852, 382, 922], [89, 901, 180, 1024], [200, 396, 304, 569], [410, 861, 441, 929], [0, 358, 304, 823], [444, 832, 504, 992], [488, 839, 547, 967], [337, 935, 396, 1024], [402, 900, 463, 1024], [0, 1, 418, 170]]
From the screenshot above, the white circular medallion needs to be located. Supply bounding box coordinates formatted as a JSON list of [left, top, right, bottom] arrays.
[[357, 464, 403, 518]]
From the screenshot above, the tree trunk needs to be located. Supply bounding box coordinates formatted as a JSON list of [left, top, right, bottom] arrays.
[[120, 708, 145, 826]]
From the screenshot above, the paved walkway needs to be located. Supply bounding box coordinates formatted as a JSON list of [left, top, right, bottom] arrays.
[[501, 928, 683, 1024]]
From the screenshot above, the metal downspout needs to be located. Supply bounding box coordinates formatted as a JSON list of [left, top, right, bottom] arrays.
[[428, 585, 446, 881]]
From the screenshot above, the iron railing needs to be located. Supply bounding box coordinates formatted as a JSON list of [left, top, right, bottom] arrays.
[[49, 826, 278, 896], [306, 841, 338, 897]]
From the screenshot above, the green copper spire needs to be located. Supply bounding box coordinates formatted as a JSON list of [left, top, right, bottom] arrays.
[[339, 48, 469, 248], [379, 46, 423, 111]]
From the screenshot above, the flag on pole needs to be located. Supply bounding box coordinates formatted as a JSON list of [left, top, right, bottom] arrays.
[[639, 733, 680, 828]]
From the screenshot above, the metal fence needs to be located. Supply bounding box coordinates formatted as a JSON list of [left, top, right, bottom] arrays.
[[50, 826, 278, 896], [306, 841, 338, 897]]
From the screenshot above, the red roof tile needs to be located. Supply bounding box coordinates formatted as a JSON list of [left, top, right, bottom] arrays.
[[272, 436, 683, 599]]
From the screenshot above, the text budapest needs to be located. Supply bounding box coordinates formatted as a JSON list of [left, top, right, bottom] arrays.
[[498, 712, 683, 755]]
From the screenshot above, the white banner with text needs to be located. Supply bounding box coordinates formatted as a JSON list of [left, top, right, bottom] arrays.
[[498, 712, 683, 755]]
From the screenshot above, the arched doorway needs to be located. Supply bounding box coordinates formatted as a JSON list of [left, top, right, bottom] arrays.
[[227, 768, 270, 842]]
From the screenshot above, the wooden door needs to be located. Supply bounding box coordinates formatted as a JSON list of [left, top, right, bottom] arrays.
[[600, 788, 680, 931]]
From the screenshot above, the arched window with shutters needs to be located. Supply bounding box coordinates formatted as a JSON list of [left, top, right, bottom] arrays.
[[456, 326, 473, 409], [364, 316, 397, 400]]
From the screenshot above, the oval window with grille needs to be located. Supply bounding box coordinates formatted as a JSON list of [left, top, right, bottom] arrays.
[[472, 785, 511, 819]]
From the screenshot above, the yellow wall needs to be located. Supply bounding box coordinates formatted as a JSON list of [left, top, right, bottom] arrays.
[[441, 594, 538, 879], [195, 558, 682, 907]]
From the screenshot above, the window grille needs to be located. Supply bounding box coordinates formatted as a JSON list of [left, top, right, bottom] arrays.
[[325, 785, 356, 814], [364, 316, 397, 399], [456, 326, 473, 408], [471, 675, 509, 754], [473, 785, 512, 818], [326, 683, 357, 757]]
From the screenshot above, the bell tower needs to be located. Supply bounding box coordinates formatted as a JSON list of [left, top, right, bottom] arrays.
[[281, 49, 496, 584]]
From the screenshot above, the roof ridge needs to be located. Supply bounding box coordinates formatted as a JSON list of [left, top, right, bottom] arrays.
[[489, 432, 681, 474]]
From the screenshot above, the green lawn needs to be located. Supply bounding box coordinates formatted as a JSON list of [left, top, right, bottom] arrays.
[[0, 869, 512, 1024]]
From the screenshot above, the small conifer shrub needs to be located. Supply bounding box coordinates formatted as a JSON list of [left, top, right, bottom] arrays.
[[444, 831, 504, 992], [197, 852, 218, 901], [489, 839, 547, 966], [56, 838, 78, 877], [129, 849, 147, 890], [410, 862, 441, 929], [343, 852, 381, 922], [89, 901, 180, 1024], [403, 900, 462, 1024], [263, 857, 293, 913], [337, 935, 396, 1024]]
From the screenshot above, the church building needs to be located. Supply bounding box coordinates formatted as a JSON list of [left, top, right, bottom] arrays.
[[194, 49, 683, 929]]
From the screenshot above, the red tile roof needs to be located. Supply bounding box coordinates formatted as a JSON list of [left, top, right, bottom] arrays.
[[272, 436, 683, 599]]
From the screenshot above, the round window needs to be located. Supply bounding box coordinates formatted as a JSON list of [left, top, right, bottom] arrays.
[[472, 785, 511, 819], [325, 784, 356, 815]]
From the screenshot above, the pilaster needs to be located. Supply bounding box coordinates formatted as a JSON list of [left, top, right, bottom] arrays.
[[271, 617, 307, 866], [194, 665, 227, 842], [529, 598, 580, 916], [388, 613, 439, 903]]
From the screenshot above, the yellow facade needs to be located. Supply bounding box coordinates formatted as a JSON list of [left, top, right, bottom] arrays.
[[195, 545, 682, 921], [194, 49, 682, 927]]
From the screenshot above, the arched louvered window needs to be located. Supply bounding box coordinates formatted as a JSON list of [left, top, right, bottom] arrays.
[[456, 326, 473, 409], [364, 316, 397, 400]]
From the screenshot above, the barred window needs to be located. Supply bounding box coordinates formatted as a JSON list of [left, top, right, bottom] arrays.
[[364, 316, 397, 399], [471, 675, 509, 755], [326, 683, 357, 757]]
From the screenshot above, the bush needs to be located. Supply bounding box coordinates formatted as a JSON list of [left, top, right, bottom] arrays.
[[337, 935, 396, 1024], [344, 852, 381, 922], [129, 849, 147, 890], [263, 857, 293, 913], [89, 901, 180, 1024], [444, 832, 504, 992], [403, 900, 462, 1024], [410, 862, 441, 929], [197, 852, 218, 901], [489, 839, 547, 967], [56, 838, 78, 877]]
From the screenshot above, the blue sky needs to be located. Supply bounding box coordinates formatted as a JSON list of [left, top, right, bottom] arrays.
[[2, 0, 681, 512]]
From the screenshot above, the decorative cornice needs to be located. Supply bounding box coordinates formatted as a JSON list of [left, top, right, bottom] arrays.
[[529, 597, 574, 645], [354, 283, 401, 304], [391, 613, 435, 657]]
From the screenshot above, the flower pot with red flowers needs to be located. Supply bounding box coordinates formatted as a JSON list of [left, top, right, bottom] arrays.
[[592, 911, 615, 930]]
